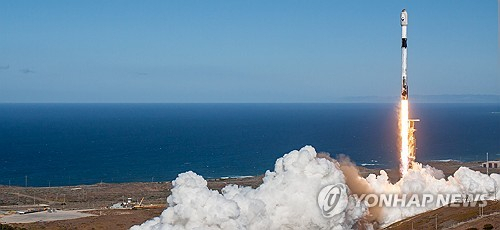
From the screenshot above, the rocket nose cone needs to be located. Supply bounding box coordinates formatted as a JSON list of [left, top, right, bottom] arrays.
[[400, 10, 408, 26]]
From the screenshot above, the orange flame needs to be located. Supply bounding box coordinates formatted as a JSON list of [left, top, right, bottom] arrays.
[[400, 99, 417, 176], [400, 100, 410, 175]]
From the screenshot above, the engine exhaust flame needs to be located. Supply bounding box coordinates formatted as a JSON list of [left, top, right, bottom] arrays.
[[400, 99, 417, 176], [400, 100, 410, 175]]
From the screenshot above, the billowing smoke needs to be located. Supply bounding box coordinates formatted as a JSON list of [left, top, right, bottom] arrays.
[[366, 162, 500, 224], [131, 146, 368, 229], [132, 146, 500, 230]]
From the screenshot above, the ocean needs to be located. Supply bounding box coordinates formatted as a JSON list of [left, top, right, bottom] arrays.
[[0, 103, 498, 187]]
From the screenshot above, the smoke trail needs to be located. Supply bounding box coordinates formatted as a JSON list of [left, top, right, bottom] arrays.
[[317, 153, 383, 224]]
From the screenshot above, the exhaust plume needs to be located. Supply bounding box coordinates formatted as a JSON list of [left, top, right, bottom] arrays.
[[132, 146, 500, 229]]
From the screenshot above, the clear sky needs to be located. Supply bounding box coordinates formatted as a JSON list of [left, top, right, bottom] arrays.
[[0, 1, 498, 103]]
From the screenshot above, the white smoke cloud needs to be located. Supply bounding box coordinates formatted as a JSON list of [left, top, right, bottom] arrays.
[[365, 163, 500, 225], [131, 146, 368, 230], [132, 146, 500, 230]]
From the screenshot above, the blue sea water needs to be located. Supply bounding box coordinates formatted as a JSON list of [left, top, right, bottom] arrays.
[[0, 103, 498, 187]]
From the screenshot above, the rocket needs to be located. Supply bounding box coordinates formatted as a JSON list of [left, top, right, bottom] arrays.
[[400, 9, 408, 100], [400, 9, 419, 170]]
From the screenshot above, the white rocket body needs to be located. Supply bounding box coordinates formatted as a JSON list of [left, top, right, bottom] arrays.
[[401, 9, 408, 100]]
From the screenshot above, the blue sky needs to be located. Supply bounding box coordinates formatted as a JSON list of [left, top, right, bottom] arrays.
[[0, 1, 498, 103]]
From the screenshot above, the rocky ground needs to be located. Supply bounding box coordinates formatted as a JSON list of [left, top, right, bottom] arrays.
[[385, 200, 500, 230]]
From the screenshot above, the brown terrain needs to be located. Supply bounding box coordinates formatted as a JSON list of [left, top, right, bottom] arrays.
[[0, 161, 498, 229], [385, 200, 500, 230], [0, 176, 263, 229]]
